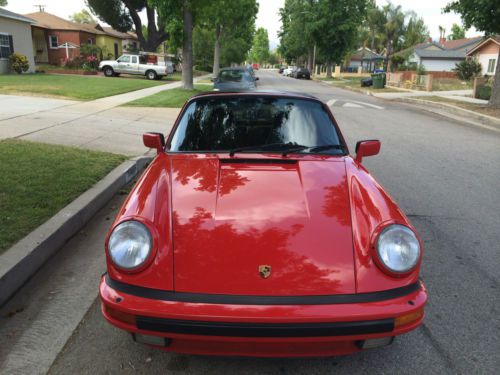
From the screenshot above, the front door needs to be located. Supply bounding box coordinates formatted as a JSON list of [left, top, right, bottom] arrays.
[[114, 43, 119, 59]]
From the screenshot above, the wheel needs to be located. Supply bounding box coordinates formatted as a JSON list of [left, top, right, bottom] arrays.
[[146, 70, 157, 80], [103, 66, 114, 77]]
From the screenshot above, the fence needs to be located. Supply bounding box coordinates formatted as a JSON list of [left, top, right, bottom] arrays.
[[387, 72, 433, 91]]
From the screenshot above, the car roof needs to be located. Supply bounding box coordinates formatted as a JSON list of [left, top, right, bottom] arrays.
[[189, 90, 319, 102], [219, 67, 249, 72]]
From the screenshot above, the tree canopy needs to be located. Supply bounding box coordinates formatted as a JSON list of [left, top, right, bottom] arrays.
[[448, 23, 466, 40], [86, 0, 168, 52], [0, 0, 8, 7], [248, 27, 270, 64], [69, 9, 95, 24]]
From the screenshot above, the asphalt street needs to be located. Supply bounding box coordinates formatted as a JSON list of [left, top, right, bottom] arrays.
[[1, 70, 499, 374]]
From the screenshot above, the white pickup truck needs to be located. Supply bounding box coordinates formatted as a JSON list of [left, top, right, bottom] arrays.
[[99, 54, 174, 80]]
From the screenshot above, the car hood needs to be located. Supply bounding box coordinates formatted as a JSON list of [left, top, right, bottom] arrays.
[[99, 59, 115, 66], [171, 156, 355, 296]]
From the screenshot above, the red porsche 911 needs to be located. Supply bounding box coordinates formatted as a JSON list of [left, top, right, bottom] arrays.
[[99, 91, 427, 357]]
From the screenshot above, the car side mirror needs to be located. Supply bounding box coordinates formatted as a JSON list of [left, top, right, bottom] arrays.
[[355, 140, 381, 164], [143, 132, 165, 154]]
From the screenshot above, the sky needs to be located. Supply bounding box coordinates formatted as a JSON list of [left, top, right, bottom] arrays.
[[5, 0, 480, 48]]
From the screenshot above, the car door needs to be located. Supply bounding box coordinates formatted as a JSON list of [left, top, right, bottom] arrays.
[[128, 56, 139, 74], [115, 55, 130, 73]]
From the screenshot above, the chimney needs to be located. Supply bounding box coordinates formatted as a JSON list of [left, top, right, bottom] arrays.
[[439, 37, 446, 45]]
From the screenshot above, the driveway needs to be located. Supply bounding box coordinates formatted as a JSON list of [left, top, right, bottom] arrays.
[[0, 79, 199, 156]]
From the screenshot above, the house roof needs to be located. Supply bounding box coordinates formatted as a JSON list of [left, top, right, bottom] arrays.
[[24, 11, 104, 34], [416, 49, 467, 60], [350, 47, 383, 61], [466, 36, 500, 56], [0, 7, 35, 23], [440, 36, 482, 50], [102, 27, 137, 40]]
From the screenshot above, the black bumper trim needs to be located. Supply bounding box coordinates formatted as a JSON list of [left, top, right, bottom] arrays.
[[105, 275, 420, 306], [136, 316, 394, 337]]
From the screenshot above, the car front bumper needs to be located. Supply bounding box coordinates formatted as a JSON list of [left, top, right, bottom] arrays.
[[99, 275, 427, 357]]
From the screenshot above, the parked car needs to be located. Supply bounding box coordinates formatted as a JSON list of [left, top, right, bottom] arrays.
[[293, 67, 311, 79], [283, 66, 296, 76], [99, 54, 170, 80], [212, 67, 258, 91], [252, 63, 260, 70], [278, 66, 285, 74], [100, 91, 427, 357]]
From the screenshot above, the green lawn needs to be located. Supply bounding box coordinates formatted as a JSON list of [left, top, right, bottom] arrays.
[[0, 74, 165, 100], [125, 84, 213, 107], [0, 140, 126, 253], [432, 78, 473, 91]]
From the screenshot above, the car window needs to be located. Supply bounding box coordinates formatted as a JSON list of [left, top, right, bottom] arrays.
[[218, 70, 252, 82], [131, 56, 137, 63], [118, 56, 130, 63], [170, 97, 341, 153]]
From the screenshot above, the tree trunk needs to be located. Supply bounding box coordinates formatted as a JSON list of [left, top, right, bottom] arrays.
[[326, 62, 332, 78], [212, 24, 221, 78], [182, 5, 194, 90], [488, 49, 500, 108], [307, 47, 314, 70]]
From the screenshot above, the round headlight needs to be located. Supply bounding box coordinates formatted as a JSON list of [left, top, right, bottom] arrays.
[[376, 224, 420, 273], [108, 221, 152, 270]]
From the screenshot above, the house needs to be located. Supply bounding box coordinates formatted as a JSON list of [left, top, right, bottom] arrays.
[[25, 11, 133, 65], [466, 36, 499, 76], [102, 28, 139, 53], [25, 11, 100, 64], [347, 47, 383, 72], [0, 8, 36, 73], [403, 37, 482, 72]]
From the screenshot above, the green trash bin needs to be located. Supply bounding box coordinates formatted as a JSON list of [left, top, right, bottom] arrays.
[[371, 73, 385, 89]]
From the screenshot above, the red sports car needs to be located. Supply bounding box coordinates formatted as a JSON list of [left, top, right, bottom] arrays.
[[100, 91, 427, 357]]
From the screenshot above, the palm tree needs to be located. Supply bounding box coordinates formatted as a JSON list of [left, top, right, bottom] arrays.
[[381, 2, 406, 71]]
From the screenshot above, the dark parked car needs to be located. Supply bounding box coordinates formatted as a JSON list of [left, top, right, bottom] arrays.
[[213, 68, 259, 91], [278, 67, 285, 74], [293, 67, 311, 79]]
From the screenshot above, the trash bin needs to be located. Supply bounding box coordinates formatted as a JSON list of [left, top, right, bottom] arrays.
[[371, 73, 385, 89]]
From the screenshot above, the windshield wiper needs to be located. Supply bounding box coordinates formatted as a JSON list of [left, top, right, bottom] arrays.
[[229, 142, 307, 157], [307, 144, 346, 153]]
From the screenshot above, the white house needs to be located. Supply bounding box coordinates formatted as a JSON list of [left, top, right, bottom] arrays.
[[0, 8, 36, 74], [403, 37, 482, 72]]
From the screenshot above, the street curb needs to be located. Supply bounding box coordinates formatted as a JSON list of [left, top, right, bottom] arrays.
[[0, 156, 153, 307], [395, 97, 500, 132]]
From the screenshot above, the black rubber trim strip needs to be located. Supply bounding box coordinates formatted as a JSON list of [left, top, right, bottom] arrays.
[[136, 316, 394, 337], [220, 158, 297, 164], [105, 275, 420, 306]]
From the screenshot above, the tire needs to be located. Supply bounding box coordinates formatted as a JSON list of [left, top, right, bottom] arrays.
[[103, 66, 114, 77], [146, 70, 157, 80]]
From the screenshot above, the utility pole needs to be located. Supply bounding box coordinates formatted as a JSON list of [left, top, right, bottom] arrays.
[[33, 4, 46, 12]]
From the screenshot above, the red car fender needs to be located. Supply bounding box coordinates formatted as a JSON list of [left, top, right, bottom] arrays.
[[345, 157, 422, 293], [106, 153, 174, 291]]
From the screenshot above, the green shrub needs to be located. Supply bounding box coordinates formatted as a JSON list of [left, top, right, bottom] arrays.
[[476, 85, 491, 100], [80, 43, 101, 59], [416, 63, 427, 76], [9, 53, 29, 74], [453, 59, 482, 81]]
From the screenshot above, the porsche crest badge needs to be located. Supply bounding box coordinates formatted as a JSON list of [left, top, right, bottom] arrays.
[[259, 265, 271, 279]]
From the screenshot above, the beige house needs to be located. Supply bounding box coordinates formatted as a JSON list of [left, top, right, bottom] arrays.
[[466, 36, 499, 76], [0, 8, 35, 74]]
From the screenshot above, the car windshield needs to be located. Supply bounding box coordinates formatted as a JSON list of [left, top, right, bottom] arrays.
[[169, 96, 342, 154], [218, 70, 252, 82]]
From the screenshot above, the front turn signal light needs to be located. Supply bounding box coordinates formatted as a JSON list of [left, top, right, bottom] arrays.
[[395, 308, 424, 328]]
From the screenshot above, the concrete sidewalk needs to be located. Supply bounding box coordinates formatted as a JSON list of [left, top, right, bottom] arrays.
[[0, 77, 208, 156], [372, 88, 488, 105]]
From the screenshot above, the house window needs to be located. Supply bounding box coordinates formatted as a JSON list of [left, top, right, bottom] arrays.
[[49, 35, 58, 49], [88, 38, 93, 44], [0, 34, 12, 59], [487, 59, 496, 73]]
